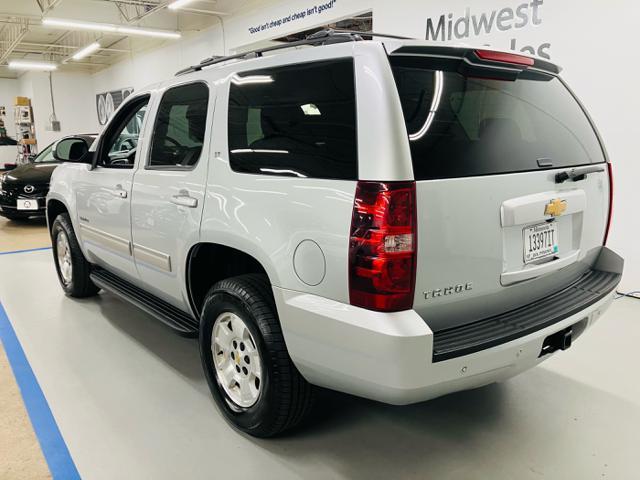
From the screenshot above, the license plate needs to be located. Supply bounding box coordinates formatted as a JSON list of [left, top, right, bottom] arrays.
[[17, 198, 38, 211], [524, 222, 558, 264]]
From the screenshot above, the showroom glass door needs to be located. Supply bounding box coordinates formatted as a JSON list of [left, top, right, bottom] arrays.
[[130, 82, 212, 311]]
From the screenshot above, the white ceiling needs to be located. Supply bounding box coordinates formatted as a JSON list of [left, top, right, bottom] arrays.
[[0, 0, 250, 79]]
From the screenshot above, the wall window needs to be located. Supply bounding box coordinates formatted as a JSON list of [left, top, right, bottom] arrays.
[[148, 82, 209, 168], [228, 59, 357, 180]]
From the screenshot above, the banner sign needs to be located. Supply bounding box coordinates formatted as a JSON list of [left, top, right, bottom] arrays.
[[247, 0, 338, 36], [425, 0, 551, 59]]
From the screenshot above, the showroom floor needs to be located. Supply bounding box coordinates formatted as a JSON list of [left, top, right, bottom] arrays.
[[1, 217, 639, 479]]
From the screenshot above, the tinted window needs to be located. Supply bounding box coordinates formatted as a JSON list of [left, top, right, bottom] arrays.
[[107, 105, 148, 167], [100, 96, 149, 168], [228, 59, 357, 179], [34, 144, 55, 163], [390, 58, 605, 180], [149, 83, 209, 168]]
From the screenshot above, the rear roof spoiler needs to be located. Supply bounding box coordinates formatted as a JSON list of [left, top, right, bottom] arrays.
[[386, 43, 561, 75]]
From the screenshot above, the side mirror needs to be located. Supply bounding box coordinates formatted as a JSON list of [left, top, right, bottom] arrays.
[[53, 137, 90, 163], [3, 163, 16, 171]]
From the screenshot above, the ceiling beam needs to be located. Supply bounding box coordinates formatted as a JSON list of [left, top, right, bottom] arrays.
[[0, 41, 130, 53], [38, 0, 65, 15], [0, 19, 29, 65]]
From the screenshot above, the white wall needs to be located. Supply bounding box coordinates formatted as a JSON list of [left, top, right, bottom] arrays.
[[0, 78, 19, 167], [17, 71, 98, 148], [91, 27, 225, 94], [0, 78, 19, 138], [22, 0, 638, 289]]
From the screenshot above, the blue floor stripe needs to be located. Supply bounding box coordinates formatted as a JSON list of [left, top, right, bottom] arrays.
[[0, 246, 52, 256], [0, 301, 81, 480]]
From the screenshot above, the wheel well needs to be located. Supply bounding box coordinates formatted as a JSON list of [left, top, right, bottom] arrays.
[[187, 243, 270, 316], [46, 200, 68, 232]]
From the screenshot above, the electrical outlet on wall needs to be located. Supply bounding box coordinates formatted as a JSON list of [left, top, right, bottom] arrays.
[[46, 120, 61, 132]]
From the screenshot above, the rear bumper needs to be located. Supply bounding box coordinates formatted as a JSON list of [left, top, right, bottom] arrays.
[[274, 247, 622, 405]]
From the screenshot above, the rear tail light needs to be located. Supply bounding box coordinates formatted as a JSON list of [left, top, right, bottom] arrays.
[[475, 49, 535, 67], [349, 181, 417, 312], [604, 162, 614, 245]]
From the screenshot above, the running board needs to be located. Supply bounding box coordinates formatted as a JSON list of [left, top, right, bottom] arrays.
[[90, 267, 199, 337]]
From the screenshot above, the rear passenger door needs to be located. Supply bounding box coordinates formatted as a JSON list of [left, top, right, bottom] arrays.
[[131, 82, 212, 309]]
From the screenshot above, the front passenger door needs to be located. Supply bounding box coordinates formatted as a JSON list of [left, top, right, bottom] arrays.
[[75, 95, 150, 282]]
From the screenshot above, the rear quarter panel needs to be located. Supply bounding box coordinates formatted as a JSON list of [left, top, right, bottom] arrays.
[[197, 42, 414, 301], [199, 84, 356, 302]]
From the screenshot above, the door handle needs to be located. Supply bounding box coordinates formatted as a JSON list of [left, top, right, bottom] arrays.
[[107, 185, 128, 199], [171, 194, 198, 208]]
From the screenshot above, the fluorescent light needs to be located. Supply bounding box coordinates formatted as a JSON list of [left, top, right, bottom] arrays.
[[8, 60, 57, 71], [260, 168, 307, 178], [116, 26, 180, 39], [230, 74, 274, 85], [43, 18, 117, 33], [409, 70, 444, 142], [168, 0, 197, 10], [42, 18, 181, 39], [231, 149, 289, 154], [72, 42, 100, 60]]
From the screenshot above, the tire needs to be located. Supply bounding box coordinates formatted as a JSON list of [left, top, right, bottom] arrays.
[[51, 213, 99, 298], [199, 274, 314, 437]]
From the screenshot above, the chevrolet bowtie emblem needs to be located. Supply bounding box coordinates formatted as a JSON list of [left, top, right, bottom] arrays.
[[544, 198, 567, 217]]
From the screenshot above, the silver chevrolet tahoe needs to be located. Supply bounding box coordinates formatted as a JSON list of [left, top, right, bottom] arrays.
[[46, 31, 623, 437]]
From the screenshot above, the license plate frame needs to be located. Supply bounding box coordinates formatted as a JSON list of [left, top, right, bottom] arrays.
[[523, 222, 558, 264], [16, 198, 38, 211]]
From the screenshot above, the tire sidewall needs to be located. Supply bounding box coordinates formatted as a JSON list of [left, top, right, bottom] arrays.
[[51, 216, 78, 295], [200, 291, 277, 434]]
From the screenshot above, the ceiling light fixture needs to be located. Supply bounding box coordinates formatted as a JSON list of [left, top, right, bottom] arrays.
[[72, 42, 101, 60], [42, 18, 181, 39], [8, 60, 58, 71], [168, 0, 197, 10]]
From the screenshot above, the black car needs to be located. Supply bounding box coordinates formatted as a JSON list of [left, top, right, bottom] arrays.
[[0, 134, 97, 221]]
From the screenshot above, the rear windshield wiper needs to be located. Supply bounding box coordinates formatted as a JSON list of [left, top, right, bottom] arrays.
[[555, 165, 605, 184]]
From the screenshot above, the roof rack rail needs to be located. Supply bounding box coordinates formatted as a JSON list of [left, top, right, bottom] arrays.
[[175, 29, 412, 76], [329, 29, 412, 40]]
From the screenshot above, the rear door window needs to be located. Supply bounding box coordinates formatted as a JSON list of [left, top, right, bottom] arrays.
[[390, 57, 606, 180], [148, 82, 209, 169], [228, 59, 357, 180]]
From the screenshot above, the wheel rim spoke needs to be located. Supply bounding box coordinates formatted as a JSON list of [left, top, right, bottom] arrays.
[[239, 376, 254, 403], [221, 364, 237, 389], [214, 321, 233, 351]]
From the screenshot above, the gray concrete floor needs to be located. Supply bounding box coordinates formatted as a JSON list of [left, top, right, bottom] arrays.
[[0, 249, 638, 479]]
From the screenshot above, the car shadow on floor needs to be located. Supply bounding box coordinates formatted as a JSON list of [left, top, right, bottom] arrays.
[[90, 290, 637, 479], [255, 368, 638, 479], [93, 291, 202, 382]]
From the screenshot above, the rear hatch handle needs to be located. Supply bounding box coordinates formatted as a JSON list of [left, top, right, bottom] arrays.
[[555, 165, 605, 184]]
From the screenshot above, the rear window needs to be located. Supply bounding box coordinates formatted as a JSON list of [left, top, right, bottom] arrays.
[[390, 57, 605, 180], [228, 59, 357, 180]]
